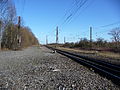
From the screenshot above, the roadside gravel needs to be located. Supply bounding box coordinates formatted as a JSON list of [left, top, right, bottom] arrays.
[[0, 46, 119, 90]]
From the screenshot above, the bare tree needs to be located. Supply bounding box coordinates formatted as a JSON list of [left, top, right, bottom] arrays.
[[108, 27, 120, 42], [0, 0, 8, 10], [0, 0, 8, 49], [108, 27, 120, 49], [0, 0, 17, 49], [0, 0, 16, 24]]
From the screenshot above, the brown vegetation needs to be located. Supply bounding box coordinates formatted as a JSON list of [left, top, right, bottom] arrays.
[[0, 0, 39, 50], [20, 27, 39, 48], [1, 24, 39, 50], [62, 27, 120, 53]]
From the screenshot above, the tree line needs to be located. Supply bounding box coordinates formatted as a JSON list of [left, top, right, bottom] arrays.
[[0, 0, 39, 50], [63, 27, 120, 53]]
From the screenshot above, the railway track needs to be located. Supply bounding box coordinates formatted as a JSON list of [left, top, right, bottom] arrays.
[[46, 46, 120, 86]]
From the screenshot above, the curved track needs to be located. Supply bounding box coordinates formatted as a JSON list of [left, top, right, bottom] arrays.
[[46, 46, 120, 86]]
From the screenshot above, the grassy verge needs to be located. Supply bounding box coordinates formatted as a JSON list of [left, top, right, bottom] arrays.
[[57, 47, 120, 60]]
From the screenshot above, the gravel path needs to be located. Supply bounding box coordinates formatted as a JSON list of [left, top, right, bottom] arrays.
[[0, 46, 119, 90]]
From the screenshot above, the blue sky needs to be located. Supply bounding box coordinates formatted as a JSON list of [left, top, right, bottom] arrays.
[[13, 0, 120, 44]]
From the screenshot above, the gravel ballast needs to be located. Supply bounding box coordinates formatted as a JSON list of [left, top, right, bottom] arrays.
[[0, 46, 119, 90]]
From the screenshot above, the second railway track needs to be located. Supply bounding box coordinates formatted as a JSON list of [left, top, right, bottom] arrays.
[[46, 46, 120, 86]]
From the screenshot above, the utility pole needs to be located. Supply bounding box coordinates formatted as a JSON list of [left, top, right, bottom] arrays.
[[18, 16, 21, 29], [90, 27, 92, 49], [64, 37, 66, 44], [18, 16, 21, 48], [15, 16, 21, 50], [46, 35, 48, 45], [0, 21, 2, 50], [56, 26, 59, 44]]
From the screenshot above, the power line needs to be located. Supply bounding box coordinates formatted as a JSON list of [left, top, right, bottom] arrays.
[[62, 0, 81, 20], [99, 21, 120, 28], [61, 0, 89, 26], [67, 0, 95, 25], [59, 0, 89, 28], [47, 0, 87, 40], [53, 0, 81, 28], [67, 0, 89, 22], [94, 21, 120, 29]]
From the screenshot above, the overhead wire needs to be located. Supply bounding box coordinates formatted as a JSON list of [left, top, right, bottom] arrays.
[[94, 21, 120, 30], [61, 0, 89, 27], [48, 0, 85, 30], [66, 0, 89, 22], [52, 0, 119, 43], [67, 0, 95, 25], [57, 0, 90, 42], [58, 0, 89, 29], [54, 0, 80, 28], [47, 0, 90, 43], [48, 0, 120, 43], [47, 0, 77, 37], [93, 21, 120, 40], [98, 21, 120, 28]]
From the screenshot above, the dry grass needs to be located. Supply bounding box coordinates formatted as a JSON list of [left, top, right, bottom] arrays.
[[58, 47, 120, 60], [58, 47, 97, 54], [1, 48, 9, 51], [98, 52, 120, 59]]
